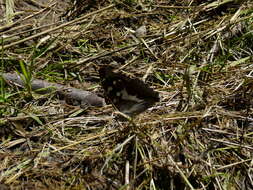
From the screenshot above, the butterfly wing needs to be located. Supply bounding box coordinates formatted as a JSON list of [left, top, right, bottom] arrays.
[[99, 67, 159, 117]]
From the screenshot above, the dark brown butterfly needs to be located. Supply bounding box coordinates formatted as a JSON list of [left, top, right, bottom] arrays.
[[99, 67, 159, 117]]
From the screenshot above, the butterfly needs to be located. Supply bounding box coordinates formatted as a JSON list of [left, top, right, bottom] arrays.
[[99, 66, 159, 117]]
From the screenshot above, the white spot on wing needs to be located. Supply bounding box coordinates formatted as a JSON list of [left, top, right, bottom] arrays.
[[107, 86, 113, 93], [121, 88, 142, 102]]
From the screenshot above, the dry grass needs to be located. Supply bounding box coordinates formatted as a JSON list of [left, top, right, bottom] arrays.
[[1, 0, 253, 189]]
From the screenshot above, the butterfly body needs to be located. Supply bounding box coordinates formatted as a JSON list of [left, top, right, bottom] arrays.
[[99, 67, 159, 117]]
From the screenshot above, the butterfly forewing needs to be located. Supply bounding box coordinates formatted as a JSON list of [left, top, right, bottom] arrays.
[[99, 67, 159, 117]]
